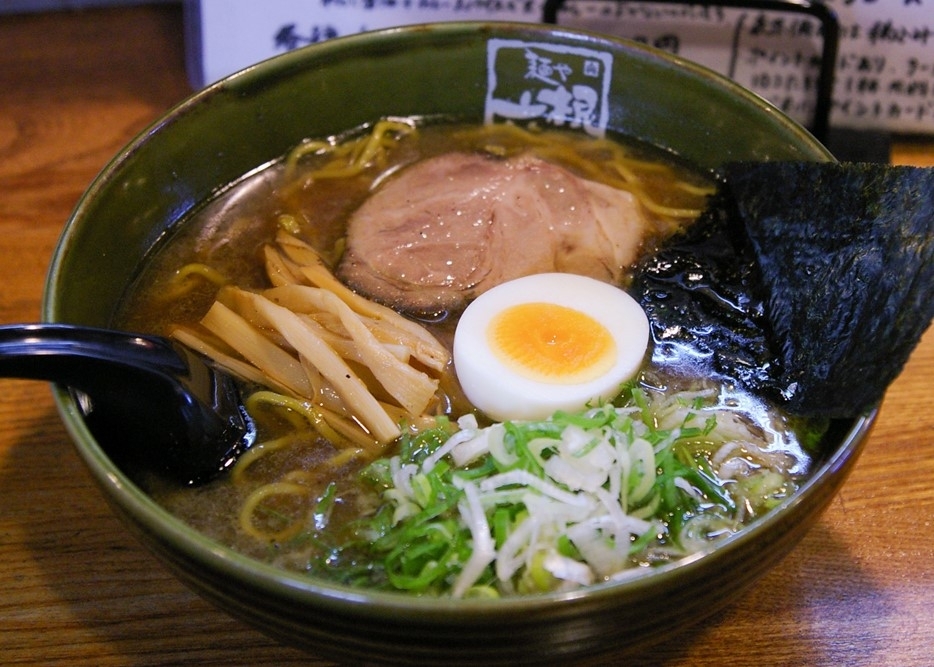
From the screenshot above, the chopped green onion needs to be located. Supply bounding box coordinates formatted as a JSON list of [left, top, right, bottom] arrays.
[[316, 386, 802, 596]]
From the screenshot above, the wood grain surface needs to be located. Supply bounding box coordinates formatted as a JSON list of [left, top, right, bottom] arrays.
[[1, 6, 932, 666]]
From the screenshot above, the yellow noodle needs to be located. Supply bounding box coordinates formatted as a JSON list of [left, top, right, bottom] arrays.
[[283, 139, 332, 179], [245, 389, 358, 449], [284, 119, 416, 189], [158, 262, 229, 301], [263, 244, 304, 287], [282, 469, 318, 485], [239, 481, 310, 542], [231, 435, 295, 484], [245, 391, 311, 430], [674, 180, 717, 197], [637, 199, 709, 219], [456, 122, 713, 222], [325, 446, 366, 467]]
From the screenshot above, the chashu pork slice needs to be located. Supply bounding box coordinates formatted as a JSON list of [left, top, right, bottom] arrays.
[[337, 152, 648, 315]]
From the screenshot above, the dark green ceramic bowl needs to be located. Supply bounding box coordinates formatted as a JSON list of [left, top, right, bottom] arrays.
[[43, 22, 870, 665]]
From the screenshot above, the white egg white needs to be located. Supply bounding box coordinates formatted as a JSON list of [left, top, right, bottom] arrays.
[[453, 273, 649, 421]]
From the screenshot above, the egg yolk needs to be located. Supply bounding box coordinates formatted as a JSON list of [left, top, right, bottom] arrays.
[[488, 302, 617, 384]]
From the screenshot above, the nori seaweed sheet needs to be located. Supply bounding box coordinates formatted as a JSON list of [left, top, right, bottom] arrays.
[[633, 162, 933, 419], [721, 162, 933, 418], [631, 188, 780, 393]]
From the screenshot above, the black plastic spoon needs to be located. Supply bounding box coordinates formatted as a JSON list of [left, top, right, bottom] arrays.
[[0, 323, 255, 485]]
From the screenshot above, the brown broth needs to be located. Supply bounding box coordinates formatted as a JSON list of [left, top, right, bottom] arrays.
[[116, 121, 813, 591], [119, 122, 711, 335]]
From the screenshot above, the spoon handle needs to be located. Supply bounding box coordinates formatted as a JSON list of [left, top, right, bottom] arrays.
[[0, 323, 185, 389]]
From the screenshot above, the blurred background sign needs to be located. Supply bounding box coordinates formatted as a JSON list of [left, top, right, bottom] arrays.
[[185, 0, 933, 141], [3, 0, 930, 138]]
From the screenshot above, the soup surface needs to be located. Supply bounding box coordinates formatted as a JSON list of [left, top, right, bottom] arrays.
[[117, 120, 820, 597]]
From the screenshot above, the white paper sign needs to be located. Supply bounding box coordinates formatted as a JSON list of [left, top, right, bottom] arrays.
[[188, 0, 934, 135]]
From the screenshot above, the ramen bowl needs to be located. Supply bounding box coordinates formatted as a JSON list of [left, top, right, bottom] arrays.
[[43, 22, 869, 665]]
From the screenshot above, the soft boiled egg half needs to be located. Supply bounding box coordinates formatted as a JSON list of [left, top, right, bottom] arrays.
[[453, 273, 650, 421]]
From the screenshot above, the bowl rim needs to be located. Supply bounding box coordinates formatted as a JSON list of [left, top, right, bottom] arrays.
[[44, 20, 850, 617]]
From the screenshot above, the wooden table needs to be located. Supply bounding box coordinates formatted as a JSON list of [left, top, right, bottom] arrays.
[[1, 6, 932, 666]]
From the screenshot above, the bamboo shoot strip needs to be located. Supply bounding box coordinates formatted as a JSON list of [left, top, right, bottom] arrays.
[[263, 244, 303, 287], [274, 231, 449, 372], [199, 301, 312, 397], [246, 293, 401, 446], [170, 325, 285, 392], [265, 284, 439, 416]]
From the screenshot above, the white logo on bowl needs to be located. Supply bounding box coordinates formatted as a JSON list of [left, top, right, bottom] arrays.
[[485, 39, 613, 138]]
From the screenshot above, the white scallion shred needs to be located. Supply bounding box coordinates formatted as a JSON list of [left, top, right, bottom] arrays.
[[451, 480, 496, 598]]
